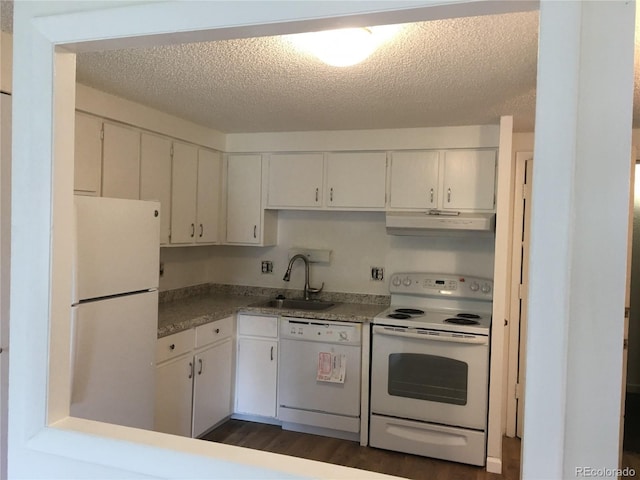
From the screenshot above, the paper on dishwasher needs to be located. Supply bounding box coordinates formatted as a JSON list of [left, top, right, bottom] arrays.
[[317, 352, 346, 383]]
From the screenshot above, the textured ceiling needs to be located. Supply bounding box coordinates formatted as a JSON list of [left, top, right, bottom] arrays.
[[1, 4, 638, 134], [73, 12, 540, 133]]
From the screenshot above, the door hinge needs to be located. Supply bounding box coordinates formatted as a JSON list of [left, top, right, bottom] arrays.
[[170, 144, 174, 157], [518, 283, 524, 299], [624, 339, 629, 350], [625, 307, 630, 319], [100, 126, 104, 141], [515, 382, 523, 400]]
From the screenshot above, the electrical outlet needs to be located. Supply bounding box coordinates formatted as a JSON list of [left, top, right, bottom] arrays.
[[261, 260, 273, 274], [371, 267, 384, 281]]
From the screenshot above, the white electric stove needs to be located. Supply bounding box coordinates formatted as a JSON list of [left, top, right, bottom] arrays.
[[370, 272, 493, 467]]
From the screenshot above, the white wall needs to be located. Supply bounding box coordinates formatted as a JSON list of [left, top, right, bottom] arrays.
[[1, 32, 11, 93], [203, 210, 495, 294]]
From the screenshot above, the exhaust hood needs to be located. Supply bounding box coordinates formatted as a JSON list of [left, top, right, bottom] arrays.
[[385, 210, 495, 236]]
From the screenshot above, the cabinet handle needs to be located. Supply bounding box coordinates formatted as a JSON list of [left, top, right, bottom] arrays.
[[190, 223, 195, 237], [214, 328, 220, 334], [199, 224, 204, 237], [198, 358, 203, 375], [430, 188, 434, 203], [253, 225, 257, 238], [188, 361, 193, 379], [270, 346, 274, 361], [169, 343, 175, 351], [315, 187, 319, 202], [447, 188, 451, 203], [330, 187, 334, 202]]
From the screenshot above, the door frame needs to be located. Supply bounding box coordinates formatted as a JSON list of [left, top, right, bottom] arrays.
[[505, 151, 533, 438]]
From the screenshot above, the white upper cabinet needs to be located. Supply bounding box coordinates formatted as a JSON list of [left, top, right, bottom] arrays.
[[74, 113, 103, 197], [225, 154, 276, 246], [326, 152, 387, 209], [171, 142, 199, 244], [196, 148, 222, 244], [267, 153, 323, 208], [102, 122, 141, 200], [442, 150, 496, 211], [171, 142, 221, 245], [389, 151, 439, 209], [140, 133, 172, 245]]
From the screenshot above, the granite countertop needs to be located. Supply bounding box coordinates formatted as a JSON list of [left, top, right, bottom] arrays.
[[157, 284, 389, 338]]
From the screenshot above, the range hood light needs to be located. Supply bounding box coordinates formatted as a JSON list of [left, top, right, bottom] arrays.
[[287, 25, 402, 67]]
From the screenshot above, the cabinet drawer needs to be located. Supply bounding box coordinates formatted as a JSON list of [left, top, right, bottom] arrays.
[[156, 329, 195, 364], [237, 314, 278, 338], [195, 316, 234, 348]]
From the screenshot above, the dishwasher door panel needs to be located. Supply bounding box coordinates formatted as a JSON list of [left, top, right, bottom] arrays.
[[278, 338, 361, 417]]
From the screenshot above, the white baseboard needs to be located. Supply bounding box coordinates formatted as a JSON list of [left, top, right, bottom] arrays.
[[486, 456, 502, 474]]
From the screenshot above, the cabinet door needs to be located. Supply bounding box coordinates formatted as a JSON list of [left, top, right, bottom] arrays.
[[192, 339, 233, 437], [389, 151, 439, 209], [267, 153, 323, 208], [326, 152, 387, 208], [196, 149, 221, 244], [140, 133, 172, 245], [235, 338, 277, 417], [74, 113, 102, 196], [443, 150, 496, 210], [102, 122, 140, 200], [226, 154, 262, 244], [171, 142, 198, 244], [154, 354, 194, 437]]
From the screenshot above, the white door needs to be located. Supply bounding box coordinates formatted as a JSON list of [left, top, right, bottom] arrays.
[[154, 354, 194, 437], [389, 150, 439, 209], [71, 291, 158, 429], [443, 150, 496, 210], [192, 339, 232, 437], [196, 149, 221, 244], [140, 133, 172, 245], [326, 152, 387, 208], [0, 92, 11, 480], [102, 122, 141, 200], [235, 337, 277, 417], [226, 154, 262, 244], [74, 112, 102, 196], [171, 142, 198, 244], [267, 153, 323, 208]]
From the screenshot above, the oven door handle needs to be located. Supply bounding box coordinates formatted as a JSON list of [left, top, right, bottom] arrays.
[[372, 325, 488, 345]]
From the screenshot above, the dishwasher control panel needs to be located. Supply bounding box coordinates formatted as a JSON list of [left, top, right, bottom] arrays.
[[280, 318, 361, 345]]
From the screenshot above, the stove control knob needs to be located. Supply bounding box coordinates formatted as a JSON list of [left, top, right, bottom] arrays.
[[402, 277, 412, 287], [481, 283, 492, 294], [392, 276, 402, 287], [469, 281, 480, 292], [339, 331, 348, 341]]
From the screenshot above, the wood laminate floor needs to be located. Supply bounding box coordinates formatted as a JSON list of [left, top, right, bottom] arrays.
[[202, 420, 522, 479]]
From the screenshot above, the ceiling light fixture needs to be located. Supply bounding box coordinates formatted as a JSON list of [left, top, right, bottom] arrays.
[[287, 25, 402, 67]]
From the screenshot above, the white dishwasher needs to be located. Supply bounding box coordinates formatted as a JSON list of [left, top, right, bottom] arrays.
[[278, 317, 361, 442]]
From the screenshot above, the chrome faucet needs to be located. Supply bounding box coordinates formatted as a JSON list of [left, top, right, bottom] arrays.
[[282, 254, 324, 300]]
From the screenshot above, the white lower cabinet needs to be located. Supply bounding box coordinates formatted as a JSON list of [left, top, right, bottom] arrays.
[[235, 314, 278, 418], [154, 316, 234, 438]]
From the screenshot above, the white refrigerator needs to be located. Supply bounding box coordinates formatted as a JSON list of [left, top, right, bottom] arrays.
[[71, 196, 160, 429]]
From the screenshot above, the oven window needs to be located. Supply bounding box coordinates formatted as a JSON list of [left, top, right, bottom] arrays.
[[388, 353, 468, 405]]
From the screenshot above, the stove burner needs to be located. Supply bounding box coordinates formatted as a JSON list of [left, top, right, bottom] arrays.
[[394, 308, 425, 315], [456, 313, 481, 319], [444, 317, 479, 325], [388, 313, 411, 319]]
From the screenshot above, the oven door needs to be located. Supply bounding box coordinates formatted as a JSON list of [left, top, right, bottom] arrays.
[[370, 325, 489, 430]]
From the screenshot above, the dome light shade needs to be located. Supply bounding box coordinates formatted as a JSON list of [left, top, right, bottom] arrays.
[[287, 25, 402, 67]]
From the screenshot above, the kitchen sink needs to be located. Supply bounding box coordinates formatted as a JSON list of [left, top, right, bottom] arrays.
[[250, 298, 336, 311]]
